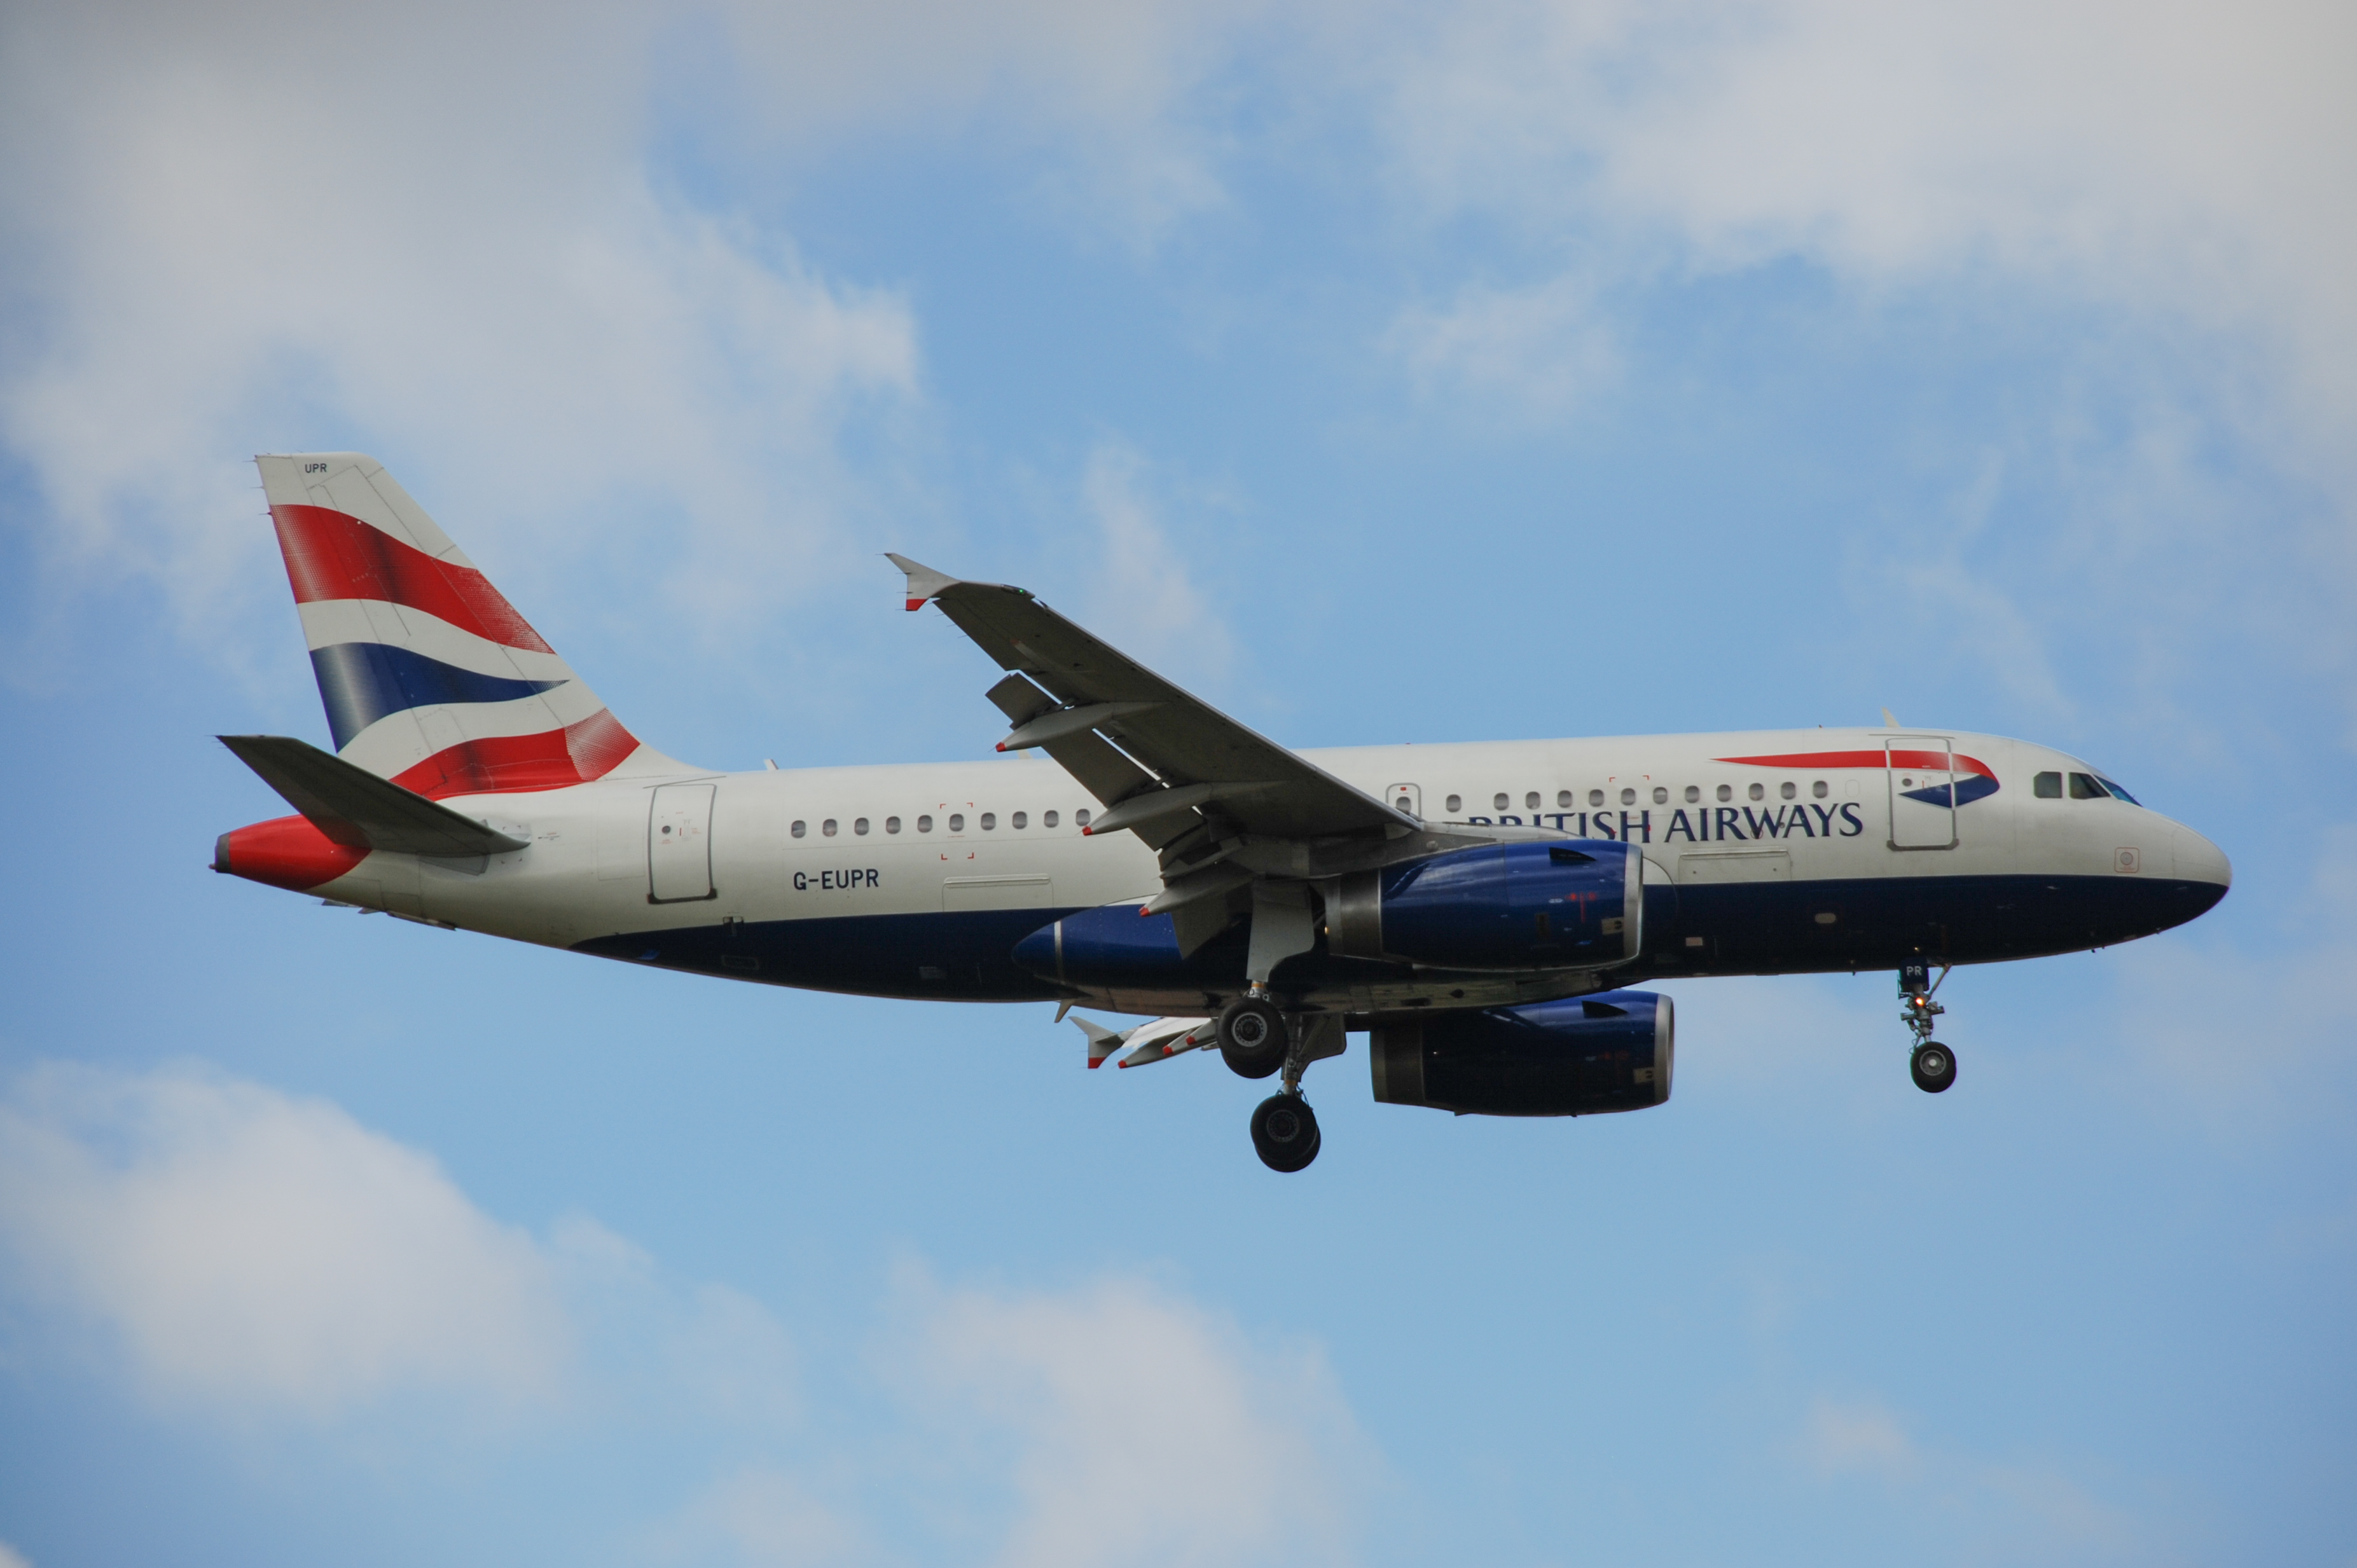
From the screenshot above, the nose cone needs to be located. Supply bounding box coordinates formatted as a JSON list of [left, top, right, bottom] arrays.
[[2175, 822, 2233, 890]]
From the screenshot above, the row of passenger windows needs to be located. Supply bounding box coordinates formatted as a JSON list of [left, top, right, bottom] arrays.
[[791, 808, 1094, 839], [1430, 781, 1832, 815]]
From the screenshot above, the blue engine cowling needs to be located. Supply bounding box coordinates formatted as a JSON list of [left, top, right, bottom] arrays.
[[1369, 990, 1673, 1117], [1328, 839, 1642, 970]]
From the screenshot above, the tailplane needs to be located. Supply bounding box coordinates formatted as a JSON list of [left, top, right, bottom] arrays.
[[256, 453, 674, 797]]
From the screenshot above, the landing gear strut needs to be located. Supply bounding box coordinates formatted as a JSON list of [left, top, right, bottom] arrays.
[[1900, 961, 1956, 1094], [1243, 1007, 1346, 1172]]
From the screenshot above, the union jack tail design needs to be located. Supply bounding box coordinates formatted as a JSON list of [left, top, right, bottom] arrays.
[[257, 453, 671, 801]]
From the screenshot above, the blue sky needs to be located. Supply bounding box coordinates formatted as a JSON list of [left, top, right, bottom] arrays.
[[2, 3, 2353, 1565]]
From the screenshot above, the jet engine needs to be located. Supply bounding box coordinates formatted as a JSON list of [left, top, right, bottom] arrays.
[[1369, 990, 1673, 1116], [1327, 840, 1642, 970]]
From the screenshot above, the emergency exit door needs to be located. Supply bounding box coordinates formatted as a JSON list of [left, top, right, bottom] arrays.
[[648, 783, 715, 901], [1886, 737, 1959, 850]]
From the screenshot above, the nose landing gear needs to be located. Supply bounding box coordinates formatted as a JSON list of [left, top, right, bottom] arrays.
[[1900, 962, 1956, 1094]]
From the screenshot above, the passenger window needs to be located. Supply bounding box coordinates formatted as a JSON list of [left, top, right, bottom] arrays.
[[886, 816, 901, 834], [1493, 793, 1509, 811], [1587, 789, 1603, 808], [1684, 785, 1700, 802], [1075, 809, 1091, 828], [854, 818, 869, 836], [1446, 794, 1463, 813], [1748, 783, 1764, 802], [2070, 773, 2105, 799], [1557, 790, 1573, 808], [948, 813, 965, 831], [1813, 780, 1828, 799], [980, 813, 996, 830], [1620, 787, 1636, 806], [1524, 792, 1540, 811], [917, 814, 934, 832], [1044, 809, 1060, 828], [822, 819, 838, 837], [1652, 787, 1667, 804], [1780, 781, 1796, 800], [1717, 785, 1732, 802], [1012, 811, 1028, 829], [2035, 771, 2061, 798], [791, 820, 806, 838]]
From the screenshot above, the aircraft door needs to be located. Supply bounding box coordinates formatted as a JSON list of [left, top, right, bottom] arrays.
[[648, 783, 716, 901], [1886, 736, 1959, 850], [1386, 783, 1422, 819]]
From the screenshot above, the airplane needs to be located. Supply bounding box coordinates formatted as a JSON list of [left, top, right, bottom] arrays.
[[212, 453, 2233, 1171]]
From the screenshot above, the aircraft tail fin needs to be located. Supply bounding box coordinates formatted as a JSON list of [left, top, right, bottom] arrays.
[[255, 453, 674, 798]]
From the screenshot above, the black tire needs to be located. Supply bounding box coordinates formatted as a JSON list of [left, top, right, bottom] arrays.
[[1251, 1093, 1321, 1173], [1911, 1041, 1957, 1094], [1218, 998, 1289, 1080]]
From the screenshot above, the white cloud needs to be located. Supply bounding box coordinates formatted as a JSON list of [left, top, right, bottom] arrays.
[[0, 1062, 565, 1415], [1368, 2, 2357, 469], [888, 1266, 1365, 1568], [676, 1466, 873, 1568], [2103, 823, 2357, 1141], [1802, 1394, 1917, 1479], [1080, 443, 1236, 685], [0, 0, 923, 675], [1389, 272, 1620, 422], [1792, 1391, 2136, 1560], [0, 0, 1263, 681]]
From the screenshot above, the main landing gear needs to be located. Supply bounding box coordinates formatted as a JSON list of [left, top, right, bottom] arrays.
[[1900, 961, 1957, 1094], [1220, 988, 1334, 1173]]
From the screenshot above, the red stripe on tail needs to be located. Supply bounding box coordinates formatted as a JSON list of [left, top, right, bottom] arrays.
[[389, 708, 640, 799], [271, 504, 555, 654]]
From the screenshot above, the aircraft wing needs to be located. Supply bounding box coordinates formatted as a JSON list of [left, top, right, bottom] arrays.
[[888, 554, 1412, 848]]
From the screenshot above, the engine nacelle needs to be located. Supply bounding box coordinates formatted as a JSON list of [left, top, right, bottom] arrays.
[[1329, 840, 1642, 970], [1369, 990, 1673, 1116]]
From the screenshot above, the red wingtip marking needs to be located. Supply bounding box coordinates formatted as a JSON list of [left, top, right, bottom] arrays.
[[1138, 905, 1152, 917], [905, 598, 925, 611], [1080, 827, 1093, 836], [994, 743, 1008, 753]]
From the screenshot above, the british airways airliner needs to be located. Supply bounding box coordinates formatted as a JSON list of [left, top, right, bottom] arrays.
[[214, 454, 2230, 1170]]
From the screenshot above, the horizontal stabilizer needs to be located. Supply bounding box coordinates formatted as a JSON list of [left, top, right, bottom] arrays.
[[219, 734, 529, 857]]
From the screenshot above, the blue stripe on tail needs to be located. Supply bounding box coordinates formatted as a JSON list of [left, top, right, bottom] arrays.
[[310, 643, 567, 750]]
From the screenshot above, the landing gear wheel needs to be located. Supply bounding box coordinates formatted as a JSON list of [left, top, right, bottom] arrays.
[[1218, 998, 1289, 1080], [1911, 1041, 1957, 1094], [1250, 1093, 1321, 1173]]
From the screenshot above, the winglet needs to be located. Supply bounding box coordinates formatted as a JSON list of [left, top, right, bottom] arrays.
[[1881, 706, 1900, 728], [885, 553, 961, 612]]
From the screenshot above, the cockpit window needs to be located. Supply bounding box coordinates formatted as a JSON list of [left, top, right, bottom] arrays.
[[2096, 776, 2139, 805], [2068, 772, 2106, 800], [2034, 771, 2062, 799]]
